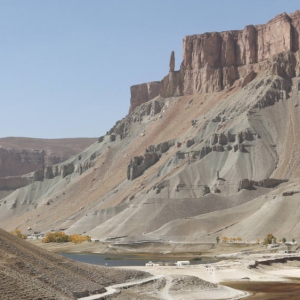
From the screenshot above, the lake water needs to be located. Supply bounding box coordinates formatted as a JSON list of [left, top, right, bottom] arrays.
[[60, 253, 217, 267]]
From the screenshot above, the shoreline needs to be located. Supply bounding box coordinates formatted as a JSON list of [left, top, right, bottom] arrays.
[[116, 253, 300, 299], [28, 240, 300, 299]]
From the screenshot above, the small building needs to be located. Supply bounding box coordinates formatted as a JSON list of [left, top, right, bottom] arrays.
[[145, 261, 160, 267], [175, 261, 190, 266]]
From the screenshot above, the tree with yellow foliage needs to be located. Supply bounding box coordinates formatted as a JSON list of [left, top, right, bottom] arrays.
[[221, 236, 229, 243], [42, 231, 91, 244], [42, 231, 69, 243], [69, 234, 91, 244], [10, 229, 27, 239]]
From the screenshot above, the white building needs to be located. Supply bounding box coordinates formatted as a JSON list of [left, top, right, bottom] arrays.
[[175, 261, 190, 266], [145, 261, 160, 266]]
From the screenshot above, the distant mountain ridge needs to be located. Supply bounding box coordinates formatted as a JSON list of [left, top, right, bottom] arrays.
[[0, 137, 96, 177]]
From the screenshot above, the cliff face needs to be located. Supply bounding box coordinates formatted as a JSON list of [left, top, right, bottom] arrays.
[[0, 137, 95, 177], [130, 11, 300, 110], [0, 148, 60, 177], [129, 81, 161, 113], [178, 12, 298, 95]]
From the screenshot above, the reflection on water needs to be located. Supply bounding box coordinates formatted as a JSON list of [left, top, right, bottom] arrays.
[[223, 281, 300, 300], [60, 253, 218, 267]]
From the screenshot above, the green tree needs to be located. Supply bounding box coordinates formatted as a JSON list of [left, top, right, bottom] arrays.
[[263, 233, 275, 245], [216, 236, 220, 243], [292, 238, 295, 243], [282, 237, 286, 243]]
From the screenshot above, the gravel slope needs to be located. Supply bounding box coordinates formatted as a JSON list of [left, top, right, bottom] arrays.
[[0, 228, 149, 300]]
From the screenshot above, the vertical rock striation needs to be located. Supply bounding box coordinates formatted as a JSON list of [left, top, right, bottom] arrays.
[[129, 81, 161, 113], [177, 12, 299, 95], [129, 10, 300, 112]]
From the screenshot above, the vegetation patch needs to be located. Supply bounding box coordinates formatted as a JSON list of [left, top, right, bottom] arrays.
[[42, 231, 91, 244]]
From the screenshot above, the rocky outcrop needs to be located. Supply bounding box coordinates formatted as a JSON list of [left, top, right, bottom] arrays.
[[107, 98, 165, 140], [253, 78, 291, 109], [242, 70, 256, 87], [1, 161, 78, 191], [0, 148, 46, 177], [33, 169, 45, 182], [0, 176, 33, 191], [0, 138, 95, 178], [238, 178, 288, 190], [160, 51, 183, 97], [175, 12, 300, 95], [238, 179, 252, 190], [129, 81, 161, 113], [130, 11, 300, 111], [203, 185, 210, 196], [127, 153, 160, 180], [146, 140, 175, 154], [61, 163, 75, 178], [169, 51, 175, 72], [0, 148, 73, 181], [44, 166, 54, 179]]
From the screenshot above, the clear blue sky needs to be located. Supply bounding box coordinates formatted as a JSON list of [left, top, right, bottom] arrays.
[[0, 0, 299, 138]]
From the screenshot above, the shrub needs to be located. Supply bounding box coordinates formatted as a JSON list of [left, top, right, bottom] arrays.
[[263, 233, 276, 245], [69, 234, 91, 244], [42, 231, 69, 243], [10, 229, 27, 239], [221, 236, 228, 243]]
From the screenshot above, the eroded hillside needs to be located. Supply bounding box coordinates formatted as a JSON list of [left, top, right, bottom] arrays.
[[0, 228, 147, 299], [1, 11, 300, 244]]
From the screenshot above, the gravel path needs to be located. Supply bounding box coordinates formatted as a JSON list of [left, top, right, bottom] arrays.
[[160, 275, 173, 300], [78, 275, 164, 300]]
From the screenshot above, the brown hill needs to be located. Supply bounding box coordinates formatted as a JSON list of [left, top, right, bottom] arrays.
[[0, 228, 147, 299], [1, 11, 300, 244], [0, 137, 96, 177]]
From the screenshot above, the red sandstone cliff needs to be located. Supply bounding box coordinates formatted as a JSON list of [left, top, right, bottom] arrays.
[[129, 11, 300, 112], [129, 81, 161, 113]]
